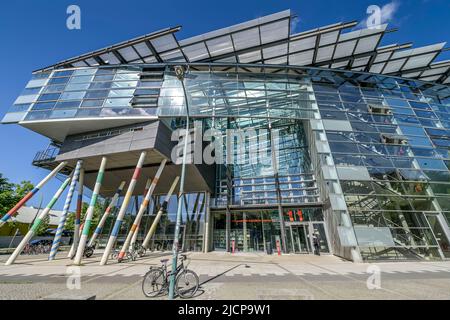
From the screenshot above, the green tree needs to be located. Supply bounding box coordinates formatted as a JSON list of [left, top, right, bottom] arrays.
[[65, 198, 106, 236], [0, 173, 34, 216], [35, 215, 50, 236]]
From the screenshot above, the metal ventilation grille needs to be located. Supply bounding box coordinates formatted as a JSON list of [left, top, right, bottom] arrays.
[[131, 69, 164, 108]]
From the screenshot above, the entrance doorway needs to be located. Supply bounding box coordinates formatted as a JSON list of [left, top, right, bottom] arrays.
[[288, 222, 330, 254], [212, 209, 330, 254], [289, 225, 310, 253]]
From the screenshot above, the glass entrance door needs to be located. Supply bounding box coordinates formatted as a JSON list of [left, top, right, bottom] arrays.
[[289, 222, 330, 254], [289, 225, 311, 253], [312, 223, 330, 254]]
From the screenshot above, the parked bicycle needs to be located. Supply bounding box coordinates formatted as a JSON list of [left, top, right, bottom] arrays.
[[149, 240, 171, 252], [110, 248, 120, 260], [115, 242, 147, 262], [142, 254, 199, 299], [117, 250, 137, 262], [22, 240, 52, 255], [23, 243, 35, 255], [133, 242, 147, 257], [83, 245, 94, 258]]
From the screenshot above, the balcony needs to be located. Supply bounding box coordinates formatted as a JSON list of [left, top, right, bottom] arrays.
[[32, 146, 71, 176], [33, 147, 59, 165]]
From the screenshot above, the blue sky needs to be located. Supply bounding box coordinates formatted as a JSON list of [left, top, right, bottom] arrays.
[[0, 0, 449, 210]]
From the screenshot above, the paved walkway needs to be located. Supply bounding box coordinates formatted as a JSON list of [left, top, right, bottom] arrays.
[[0, 252, 449, 300]]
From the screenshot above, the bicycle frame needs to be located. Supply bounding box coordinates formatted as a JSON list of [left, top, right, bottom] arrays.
[[150, 257, 186, 292], [162, 260, 184, 280]]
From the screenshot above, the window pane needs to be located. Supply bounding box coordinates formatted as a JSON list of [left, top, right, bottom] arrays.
[[38, 93, 60, 101], [60, 91, 86, 100]]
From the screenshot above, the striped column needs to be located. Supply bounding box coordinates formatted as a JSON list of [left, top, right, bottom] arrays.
[[68, 169, 84, 258], [130, 178, 152, 248], [143, 176, 180, 249], [0, 162, 67, 229], [5, 177, 71, 265], [118, 160, 167, 261], [48, 160, 83, 261], [100, 151, 147, 265], [73, 157, 108, 265], [87, 181, 126, 247]]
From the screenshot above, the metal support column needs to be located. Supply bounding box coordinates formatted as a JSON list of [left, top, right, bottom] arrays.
[[270, 124, 287, 253], [6, 176, 72, 265], [49, 160, 83, 260], [68, 168, 84, 258], [74, 157, 108, 265], [169, 65, 190, 300], [100, 151, 146, 265], [118, 160, 167, 260], [0, 162, 67, 228], [203, 192, 211, 253]]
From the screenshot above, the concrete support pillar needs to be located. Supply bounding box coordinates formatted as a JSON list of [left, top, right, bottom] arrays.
[[68, 169, 84, 259], [100, 151, 146, 265], [74, 157, 108, 265]]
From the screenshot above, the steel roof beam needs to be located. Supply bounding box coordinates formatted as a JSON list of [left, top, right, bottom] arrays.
[[34, 26, 181, 72]]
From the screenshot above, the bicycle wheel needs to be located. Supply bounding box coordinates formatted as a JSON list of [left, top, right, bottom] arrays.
[[176, 270, 199, 299], [137, 246, 146, 257], [126, 252, 136, 261], [142, 269, 165, 298], [84, 247, 94, 258]]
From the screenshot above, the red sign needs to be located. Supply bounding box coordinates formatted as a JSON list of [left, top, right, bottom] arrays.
[[288, 210, 294, 222], [297, 209, 304, 222], [276, 239, 281, 256]]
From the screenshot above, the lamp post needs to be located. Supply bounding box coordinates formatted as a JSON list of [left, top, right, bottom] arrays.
[[168, 65, 190, 300]]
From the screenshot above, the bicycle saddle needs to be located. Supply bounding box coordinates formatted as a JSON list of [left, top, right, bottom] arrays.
[[160, 259, 169, 264]]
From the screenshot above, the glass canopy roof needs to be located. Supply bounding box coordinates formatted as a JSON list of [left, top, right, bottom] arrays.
[[35, 10, 450, 86]]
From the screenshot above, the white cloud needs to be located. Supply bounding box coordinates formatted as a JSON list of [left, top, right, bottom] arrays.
[[290, 16, 300, 33]]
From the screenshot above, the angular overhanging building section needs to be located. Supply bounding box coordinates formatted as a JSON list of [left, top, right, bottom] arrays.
[[54, 121, 215, 196], [2, 10, 450, 262]]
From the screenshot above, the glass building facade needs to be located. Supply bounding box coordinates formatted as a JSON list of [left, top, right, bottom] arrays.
[[2, 10, 450, 261]]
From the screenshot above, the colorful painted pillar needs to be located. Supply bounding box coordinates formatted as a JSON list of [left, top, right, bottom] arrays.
[[118, 160, 167, 261], [100, 151, 147, 265], [73, 157, 108, 265], [87, 181, 126, 247], [142, 176, 180, 249], [68, 168, 84, 258], [48, 160, 83, 261], [130, 178, 152, 248], [0, 162, 67, 229], [5, 176, 72, 265]]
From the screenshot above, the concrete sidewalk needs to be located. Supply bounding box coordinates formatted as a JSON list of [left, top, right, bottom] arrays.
[[0, 251, 449, 300]]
